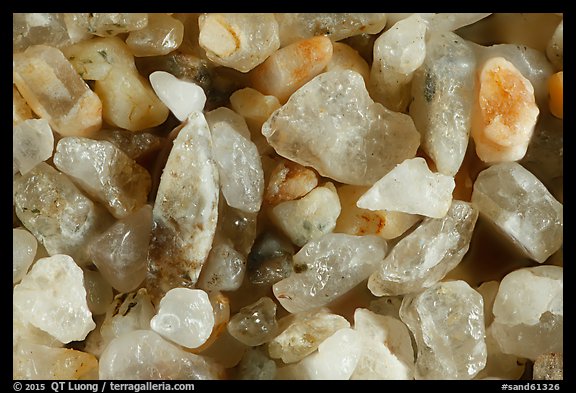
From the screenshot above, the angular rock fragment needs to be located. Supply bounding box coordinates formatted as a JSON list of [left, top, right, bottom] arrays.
[[410, 31, 476, 175], [89, 205, 152, 293], [13, 162, 111, 265], [471, 56, 539, 163], [250, 36, 333, 103], [357, 157, 455, 218], [270, 182, 341, 247], [13, 342, 98, 380], [199, 13, 280, 72], [228, 297, 278, 346], [13, 119, 54, 175], [533, 353, 563, 380], [149, 71, 206, 121], [13, 227, 38, 285], [268, 308, 350, 363], [150, 288, 215, 349], [370, 14, 427, 112], [13, 254, 96, 343], [273, 233, 387, 313], [100, 289, 155, 345], [275, 13, 387, 47], [13, 45, 102, 136], [351, 309, 414, 380], [368, 200, 478, 296], [490, 266, 563, 360], [400, 280, 487, 379], [126, 13, 184, 57], [146, 112, 219, 300], [206, 107, 264, 213], [471, 162, 563, 263], [262, 70, 420, 186], [264, 159, 318, 206], [99, 330, 224, 379], [54, 137, 152, 219]]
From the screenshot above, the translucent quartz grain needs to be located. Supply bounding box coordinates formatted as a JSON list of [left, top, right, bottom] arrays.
[[533, 353, 563, 380], [13, 305, 61, 349], [126, 13, 184, 57], [368, 200, 478, 297], [89, 205, 152, 293], [410, 31, 477, 176], [13, 45, 102, 137], [273, 233, 388, 313], [268, 309, 350, 363], [13, 118, 54, 175], [100, 289, 155, 345], [13, 13, 71, 53], [419, 13, 492, 33], [228, 297, 278, 347], [13, 254, 96, 343], [351, 309, 414, 380], [150, 288, 215, 349], [216, 198, 258, 256], [276, 327, 362, 380], [546, 19, 563, 71], [247, 231, 294, 286], [92, 129, 163, 161], [13, 162, 111, 265], [369, 14, 427, 112], [149, 71, 207, 121], [250, 36, 333, 104], [236, 347, 277, 380], [99, 330, 224, 380], [13, 85, 33, 125], [83, 269, 113, 316], [69, 13, 148, 38], [471, 57, 540, 163], [13, 228, 38, 284], [275, 13, 387, 47], [325, 42, 370, 84], [490, 266, 563, 360], [399, 280, 487, 380], [270, 183, 341, 247], [53, 137, 152, 219], [197, 240, 246, 292], [198, 13, 280, 73], [262, 70, 420, 186], [264, 160, 319, 206], [475, 328, 526, 380], [336, 184, 421, 240], [146, 113, 219, 300], [357, 157, 455, 218], [13, 342, 98, 380], [471, 162, 563, 263], [206, 107, 264, 213]]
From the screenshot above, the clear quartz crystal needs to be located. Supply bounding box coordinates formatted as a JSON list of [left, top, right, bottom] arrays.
[[150, 288, 215, 349], [271, 183, 341, 247], [89, 205, 152, 293], [275, 13, 387, 47], [13, 227, 38, 285], [198, 13, 280, 73], [369, 14, 428, 112], [368, 200, 478, 296], [490, 266, 563, 360], [126, 13, 184, 57], [53, 137, 152, 219], [356, 157, 455, 218], [351, 309, 414, 380], [100, 289, 155, 345], [400, 280, 487, 380], [409, 31, 477, 176], [13, 45, 102, 137], [206, 107, 264, 213], [99, 330, 224, 380], [471, 162, 563, 263], [262, 70, 420, 186], [13, 254, 96, 344], [273, 233, 388, 313], [13, 118, 54, 175], [13, 162, 111, 265], [269, 309, 350, 364], [146, 113, 219, 300], [13, 13, 71, 53], [227, 297, 279, 346], [13, 342, 98, 380]]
